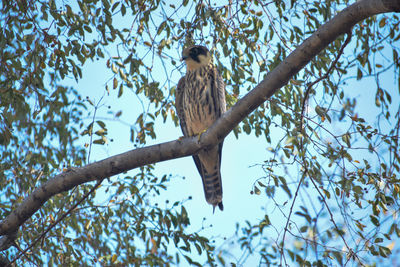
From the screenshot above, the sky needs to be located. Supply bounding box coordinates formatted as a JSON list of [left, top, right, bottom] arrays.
[[74, 55, 275, 264], [50, 1, 400, 265], [71, 42, 400, 266]]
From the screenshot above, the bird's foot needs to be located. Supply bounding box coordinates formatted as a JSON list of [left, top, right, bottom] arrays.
[[197, 129, 207, 142]]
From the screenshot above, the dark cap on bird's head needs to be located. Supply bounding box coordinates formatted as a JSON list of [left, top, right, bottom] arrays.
[[181, 45, 212, 71]]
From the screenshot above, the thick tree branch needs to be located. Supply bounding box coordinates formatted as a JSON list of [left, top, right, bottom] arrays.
[[0, 0, 399, 249]]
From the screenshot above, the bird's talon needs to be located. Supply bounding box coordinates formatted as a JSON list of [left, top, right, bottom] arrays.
[[197, 129, 207, 142]]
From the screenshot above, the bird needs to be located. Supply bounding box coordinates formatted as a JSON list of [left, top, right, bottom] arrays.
[[175, 45, 226, 212]]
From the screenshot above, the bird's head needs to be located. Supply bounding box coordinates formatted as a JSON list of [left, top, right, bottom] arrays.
[[181, 45, 212, 71]]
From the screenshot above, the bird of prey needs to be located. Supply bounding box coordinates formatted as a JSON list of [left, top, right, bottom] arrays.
[[175, 45, 226, 211]]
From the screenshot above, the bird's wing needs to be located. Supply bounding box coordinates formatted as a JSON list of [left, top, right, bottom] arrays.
[[213, 66, 227, 115], [175, 76, 189, 137], [211, 66, 226, 168]]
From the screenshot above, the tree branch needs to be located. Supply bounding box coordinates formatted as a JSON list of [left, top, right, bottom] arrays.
[[0, 0, 399, 249], [9, 180, 103, 265]]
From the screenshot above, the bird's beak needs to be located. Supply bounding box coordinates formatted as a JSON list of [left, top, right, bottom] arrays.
[[181, 56, 188, 61]]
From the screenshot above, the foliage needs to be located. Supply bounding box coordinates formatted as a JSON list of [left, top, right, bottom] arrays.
[[0, 0, 399, 266]]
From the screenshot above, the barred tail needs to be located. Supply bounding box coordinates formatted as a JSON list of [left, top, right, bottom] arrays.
[[192, 143, 224, 212], [202, 169, 223, 212]]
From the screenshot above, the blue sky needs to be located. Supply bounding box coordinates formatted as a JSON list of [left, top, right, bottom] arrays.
[[74, 55, 275, 263], [52, 1, 400, 265], [71, 45, 400, 265]]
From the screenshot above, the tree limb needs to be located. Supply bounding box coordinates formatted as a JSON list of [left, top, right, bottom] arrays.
[[0, 0, 399, 249]]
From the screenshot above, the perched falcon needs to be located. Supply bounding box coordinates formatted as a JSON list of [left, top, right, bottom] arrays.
[[175, 45, 226, 211]]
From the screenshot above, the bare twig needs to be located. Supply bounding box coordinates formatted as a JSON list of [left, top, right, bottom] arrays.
[[279, 174, 306, 266], [300, 31, 353, 132], [308, 175, 364, 266]]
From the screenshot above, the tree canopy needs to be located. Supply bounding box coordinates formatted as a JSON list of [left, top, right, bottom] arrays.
[[1, 0, 400, 266]]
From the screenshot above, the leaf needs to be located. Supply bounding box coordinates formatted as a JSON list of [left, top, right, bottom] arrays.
[[121, 4, 126, 16], [379, 245, 391, 257], [254, 186, 261, 195], [83, 25, 92, 33], [118, 84, 123, 97], [257, 181, 266, 187], [295, 211, 311, 223], [95, 129, 106, 136], [357, 68, 363, 80], [300, 226, 308, 233], [322, 189, 330, 199], [342, 133, 351, 147], [379, 17, 386, 28], [355, 220, 366, 232], [150, 237, 158, 254], [315, 105, 326, 117], [194, 243, 202, 255], [266, 186, 275, 198], [111, 254, 117, 263], [96, 121, 106, 128], [111, 63, 118, 73], [370, 215, 380, 226], [157, 21, 167, 35], [387, 241, 395, 251], [278, 176, 292, 198], [93, 138, 105, 145]]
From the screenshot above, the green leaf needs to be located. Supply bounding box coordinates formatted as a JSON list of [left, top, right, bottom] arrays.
[[157, 21, 167, 35], [342, 133, 351, 147], [118, 84, 123, 97], [370, 215, 380, 226]]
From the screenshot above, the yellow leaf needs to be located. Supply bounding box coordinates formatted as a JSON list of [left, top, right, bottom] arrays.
[[85, 220, 91, 230], [111, 254, 117, 263], [387, 241, 395, 251], [150, 237, 158, 254], [111, 63, 118, 73], [379, 17, 386, 28]]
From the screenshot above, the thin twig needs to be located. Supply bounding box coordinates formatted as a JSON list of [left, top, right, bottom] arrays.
[[279, 174, 306, 266], [87, 94, 105, 163], [300, 31, 353, 132], [280, 30, 353, 265], [308, 175, 365, 266]]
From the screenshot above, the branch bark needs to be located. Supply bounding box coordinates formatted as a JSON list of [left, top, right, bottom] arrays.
[[0, 0, 399, 249]]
